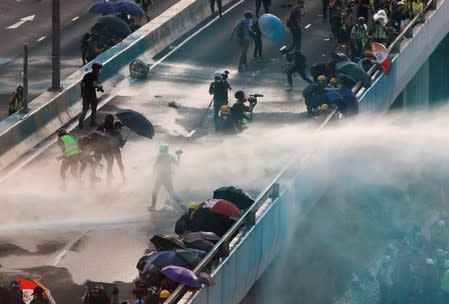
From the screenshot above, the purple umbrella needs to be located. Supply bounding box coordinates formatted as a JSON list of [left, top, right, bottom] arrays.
[[161, 266, 202, 288], [116, 1, 145, 16], [88, 1, 120, 15]]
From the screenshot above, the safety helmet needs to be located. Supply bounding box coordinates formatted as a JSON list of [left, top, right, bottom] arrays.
[[214, 71, 222, 78], [114, 121, 123, 128], [219, 105, 230, 115], [160, 144, 169, 153], [320, 104, 329, 111], [160, 290, 171, 299], [358, 16, 366, 23], [330, 77, 338, 86], [58, 129, 67, 137], [244, 10, 253, 19], [317, 75, 327, 82], [426, 258, 434, 265], [16, 85, 24, 91], [188, 202, 198, 210], [234, 90, 245, 100], [382, 255, 391, 264]]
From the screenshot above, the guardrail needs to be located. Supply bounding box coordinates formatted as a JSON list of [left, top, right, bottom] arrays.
[[164, 1, 438, 302]]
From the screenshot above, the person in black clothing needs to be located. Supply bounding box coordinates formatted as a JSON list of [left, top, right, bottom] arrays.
[[6, 281, 25, 304], [252, 18, 263, 60], [322, 0, 330, 22], [210, 0, 223, 17], [357, 0, 371, 21], [79, 63, 104, 128], [80, 31, 91, 65], [255, 0, 271, 16], [282, 48, 313, 89], [83, 284, 111, 304], [30, 286, 50, 304], [209, 71, 231, 131], [286, 4, 303, 51]]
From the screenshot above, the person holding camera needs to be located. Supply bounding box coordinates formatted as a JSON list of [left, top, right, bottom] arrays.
[[230, 90, 257, 132], [150, 144, 184, 211], [281, 47, 313, 90], [209, 71, 232, 131], [79, 63, 104, 129]]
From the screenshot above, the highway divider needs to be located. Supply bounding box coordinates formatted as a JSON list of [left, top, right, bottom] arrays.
[[0, 0, 234, 170]]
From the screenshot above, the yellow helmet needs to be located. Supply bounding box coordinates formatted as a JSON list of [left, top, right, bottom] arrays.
[[160, 290, 171, 299], [188, 202, 198, 210], [320, 104, 329, 111], [317, 75, 327, 82], [330, 77, 338, 85], [219, 105, 230, 115]]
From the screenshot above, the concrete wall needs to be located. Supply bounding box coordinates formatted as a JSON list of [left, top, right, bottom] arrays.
[[359, 0, 449, 113], [0, 0, 232, 170]]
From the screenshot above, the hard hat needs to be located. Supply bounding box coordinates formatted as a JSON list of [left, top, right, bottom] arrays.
[[188, 202, 198, 209], [114, 121, 123, 128], [214, 71, 222, 78], [397, 1, 405, 5], [219, 105, 230, 115], [244, 10, 253, 18], [382, 255, 391, 264], [160, 290, 171, 299], [320, 104, 329, 111], [234, 90, 245, 100], [330, 77, 338, 85], [426, 258, 434, 265], [358, 16, 366, 23], [58, 129, 67, 137], [317, 75, 327, 82], [160, 144, 169, 153]]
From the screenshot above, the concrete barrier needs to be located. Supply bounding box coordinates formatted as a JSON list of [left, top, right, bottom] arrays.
[[0, 0, 234, 170]]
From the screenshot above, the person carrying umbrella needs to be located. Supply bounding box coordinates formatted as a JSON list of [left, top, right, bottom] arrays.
[[79, 63, 104, 129], [150, 144, 184, 211]]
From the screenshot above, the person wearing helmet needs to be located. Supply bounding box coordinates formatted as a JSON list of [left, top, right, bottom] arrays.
[[79, 63, 104, 129], [231, 11, 256, 72], [8, 85, 25, 116], [150, 144, 184, 211], [209, 71, 231, 131], [329, 77, 338, 88], [57, 129, 83, 189], [216, 104, 234, 133], [229, 90, 255, 132], [159, 290, 170, 303], [303, 76, 329, 115], [284, 49, 313, 90], [82, 283, 111, 304], [350, 16, 368, 59]]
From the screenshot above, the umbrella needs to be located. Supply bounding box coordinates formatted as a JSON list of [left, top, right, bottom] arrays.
[[183, 231, 220, 243], [116, 109, 155, 139], [174, 248, 207, 266], [161, 266, 202, 288], [335, 60, 372, 88], [182, 233, 216, 252], [116, 1, 145, 16], [97, 15, 132, 39], [198, 199, 241, 218], [213, 186, 255, 210], [258, 14, 285, 42], [139, 264, 164, 285], [16, 277, 56, 304], [151, 234, 185, 251], [189, 207, 236, 237], [85, 281, 118, 299], [88, 1, 120, 15], [149, 251, 192, 268]]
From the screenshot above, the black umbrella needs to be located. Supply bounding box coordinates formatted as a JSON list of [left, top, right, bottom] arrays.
[[139, 264, 164, 285], [182, 237, 215, 252], [116, 109, 154, 139], [189, 208, 236, 237], [97, 15, 132, 39], [175, 212, 191, 235], [174, 248, 207, 266], [213, 186, 255, 210], [150, 234, 185, 251], [183, 231, 220, 243]]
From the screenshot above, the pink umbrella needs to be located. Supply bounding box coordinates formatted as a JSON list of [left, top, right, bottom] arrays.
[[198, 199, 241, 218]]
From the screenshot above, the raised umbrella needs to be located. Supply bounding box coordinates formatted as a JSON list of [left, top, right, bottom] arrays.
[[116, 109, 154, 139], [96, 15, 132, 39], [174, 248, 207, 266], [198, 199, 241, 218], [182, 232, 218, 252], [116, 1, 145, 16], [88, 0, 120, 15], [161, 266, 202, 288], [213, 186, 255, 210], [150, 234, 185, 251], [15, 277, 56, 304]]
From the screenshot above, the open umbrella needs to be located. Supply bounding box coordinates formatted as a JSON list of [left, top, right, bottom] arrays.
[[151, 234, 185, 251], [183, 231, 220, 243], [161, 266, 202, 288], [116, 109, 154, 139], [189, 207, 236, 237], [116, 1, 145, 16], [88, 1, 120, 15], [149, 251, 192, 268], [335, 60, 372, 88], [139, 264, 164, 285], [97, 15, 132, 39], [198, 199, 241, 218], [258, 14, 285, 42], [174, 248, 207, 266], [16, 277, 56, 304], [213, 186, 255, 210]]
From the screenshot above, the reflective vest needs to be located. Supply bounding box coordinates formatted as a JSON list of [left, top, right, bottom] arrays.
[[60, 135, 82, 157], [354, 24, 369, 48], [373, 23, 387, 40], [9, 94, 24, 111], [412, 1, 424, 15]]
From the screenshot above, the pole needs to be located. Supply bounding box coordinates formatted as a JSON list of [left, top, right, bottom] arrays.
[[23, 43, 29, 112], [198, 97, 214, 127], [51, 0, 61, 91]]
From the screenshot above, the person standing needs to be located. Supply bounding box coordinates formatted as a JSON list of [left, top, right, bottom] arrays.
[[284, 49, 313, 90], [252, 18, 263, 61], [210, 0, 223, 17], [231, 11, 256, 72], [350, 16, 369, 59], [286, 4, 303, 51], [322, 0, 330, 22], [209, 71, 231, 131], [8, 85, 25, 116], [80, 31, 91, 65], [255, 0, 271, 16], [150, 144, 184, 211], [79, 63, 104, 129]]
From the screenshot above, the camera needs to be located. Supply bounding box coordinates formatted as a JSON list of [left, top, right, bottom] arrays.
[[221, 70, 230, 80], [97, 86, 104, 93]]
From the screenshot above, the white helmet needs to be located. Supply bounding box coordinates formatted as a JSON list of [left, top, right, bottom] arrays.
[[160, 144, 169, 153], [214, 71, 222, 78]]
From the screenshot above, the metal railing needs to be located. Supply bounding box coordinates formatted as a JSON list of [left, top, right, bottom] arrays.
[[164, 1, 438, 302]]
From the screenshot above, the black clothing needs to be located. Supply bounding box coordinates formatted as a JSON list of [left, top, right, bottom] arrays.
[[252, 21, 263, 58], [81, 32, 91, 65], [79, 71, 100, 127], [210, 0, 222, 16], [209, 79, 230, 130], [303, 83, 328, 114], [30, 298, 50, 304], [256, 0, 271, 16], [322, 0, 330, 20], [286, 52, 313, 85], [357, 0, 370, 20]]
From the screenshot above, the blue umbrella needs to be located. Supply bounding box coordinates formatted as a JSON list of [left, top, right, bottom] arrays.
[[150, 251, 192, 268], [88, 1, 120, 15], [116, 1, 145, 16], [258, 14, 285, 42], [161, 265, 202, 288], [115, 109, 154, 139]]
